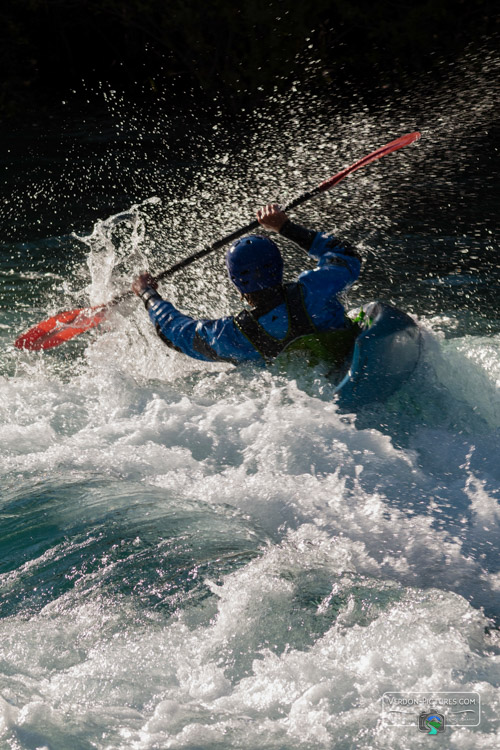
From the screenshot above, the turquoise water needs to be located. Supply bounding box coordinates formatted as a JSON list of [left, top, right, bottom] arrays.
[[1, 63, 499, 748]]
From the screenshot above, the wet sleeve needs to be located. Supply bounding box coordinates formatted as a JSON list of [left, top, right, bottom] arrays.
[[298, 232, 362, 302], [278, 219, 317, 252], [279, 220, 361, 265], [145, 297, 262, 364], [309, 231, 361, 264]]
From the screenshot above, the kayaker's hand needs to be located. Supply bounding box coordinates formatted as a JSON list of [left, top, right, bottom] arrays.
[[132, 272, 158, 296], [257, 204, 288, 232]]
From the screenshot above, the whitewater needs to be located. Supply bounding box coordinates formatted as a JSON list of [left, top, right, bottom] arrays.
[[1, 55, 499, 748]]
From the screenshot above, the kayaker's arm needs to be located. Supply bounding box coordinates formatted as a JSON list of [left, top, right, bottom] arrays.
[[279, 220, 317, 252], [132, 273, 261, 363], [256, 204, 315, 251], [256, 203, 360, 260], [255, 205, 362, 300]]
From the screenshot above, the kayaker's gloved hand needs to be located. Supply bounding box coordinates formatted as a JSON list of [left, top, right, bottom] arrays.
[[132, 272, 158, 296], [132, 272, 161, 308], [256, 204, 288, 232]]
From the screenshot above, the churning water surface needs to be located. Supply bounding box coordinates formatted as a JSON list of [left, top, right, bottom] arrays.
[[0, 53, 499, 749]]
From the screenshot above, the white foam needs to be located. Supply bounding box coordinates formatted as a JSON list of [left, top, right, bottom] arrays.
[[2, 115, 500, 746]]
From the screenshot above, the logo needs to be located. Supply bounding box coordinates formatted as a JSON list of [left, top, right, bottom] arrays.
[[419, 711, 445, 734], [382, 691, 480, 729]]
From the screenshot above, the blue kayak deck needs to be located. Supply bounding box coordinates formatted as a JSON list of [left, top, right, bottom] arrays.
[[335, 302, 422, 408]]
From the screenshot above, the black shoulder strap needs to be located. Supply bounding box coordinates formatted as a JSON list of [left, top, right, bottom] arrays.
[[234, 283, 316, 360], [284, 283, 316, 339]]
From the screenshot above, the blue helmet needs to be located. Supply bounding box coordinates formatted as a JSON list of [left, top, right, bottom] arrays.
[[226, 235, 283, 293]]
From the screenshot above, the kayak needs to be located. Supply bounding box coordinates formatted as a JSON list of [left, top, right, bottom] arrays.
[[334, 302, 422, 408]]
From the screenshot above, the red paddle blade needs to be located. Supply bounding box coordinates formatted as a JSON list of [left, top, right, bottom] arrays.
[[14, 305, 108, 351], [318, 131, 421, 192]]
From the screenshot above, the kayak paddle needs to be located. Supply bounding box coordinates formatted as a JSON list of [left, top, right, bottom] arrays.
[[15, 131, 420, 351]]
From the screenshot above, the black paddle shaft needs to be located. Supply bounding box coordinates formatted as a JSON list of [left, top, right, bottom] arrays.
[[146, 131, 421, 285], [154, 188, 320, 283], [109, 187, 320, 306], [119, 131, 420, 298]]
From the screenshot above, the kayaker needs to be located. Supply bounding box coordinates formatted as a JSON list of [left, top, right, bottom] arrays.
[[132, 204, 362, 366]]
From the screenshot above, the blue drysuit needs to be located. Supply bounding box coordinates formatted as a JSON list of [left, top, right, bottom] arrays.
[[142, 221, 361, 364]]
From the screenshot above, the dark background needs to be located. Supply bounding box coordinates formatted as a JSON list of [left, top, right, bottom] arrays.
[[0, 0, 498, 261], [0, 1, 499, 343], [1, 0, 498, 118]]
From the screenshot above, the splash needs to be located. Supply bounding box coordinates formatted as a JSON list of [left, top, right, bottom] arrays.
[[1, 44, 500, 750]]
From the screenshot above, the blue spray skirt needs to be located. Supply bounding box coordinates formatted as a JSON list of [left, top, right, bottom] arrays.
[[335, 302, 422, 408]]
